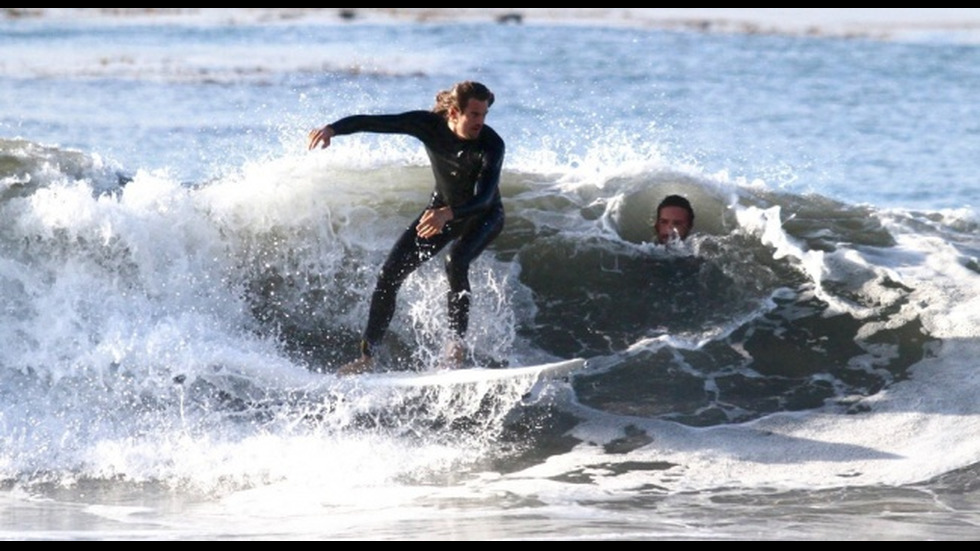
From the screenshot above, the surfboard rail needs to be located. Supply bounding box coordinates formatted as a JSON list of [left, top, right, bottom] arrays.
[[355, 357, 588, 388]]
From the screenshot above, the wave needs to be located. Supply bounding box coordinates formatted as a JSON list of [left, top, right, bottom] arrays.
[[1, 139, 979, 494]]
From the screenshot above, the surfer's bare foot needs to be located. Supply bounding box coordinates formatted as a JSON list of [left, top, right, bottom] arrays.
[[441, 340, 465, 370], [337, 355, 373, 376]]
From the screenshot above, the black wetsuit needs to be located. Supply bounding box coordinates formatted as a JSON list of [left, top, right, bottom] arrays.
[[329, 110, 506, 357]]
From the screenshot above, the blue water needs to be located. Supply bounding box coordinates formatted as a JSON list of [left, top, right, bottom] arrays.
[[2, 10, 980, 540]]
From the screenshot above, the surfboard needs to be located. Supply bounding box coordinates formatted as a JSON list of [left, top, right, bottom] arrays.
[[356, 357, 588, 389]]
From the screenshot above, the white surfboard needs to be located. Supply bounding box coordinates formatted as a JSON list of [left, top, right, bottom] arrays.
[[356, 357, 588, 389]]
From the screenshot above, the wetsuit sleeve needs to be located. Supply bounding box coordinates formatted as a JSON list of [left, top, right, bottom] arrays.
[[328, 111, 438, 141], [450, 134, 505, 219]]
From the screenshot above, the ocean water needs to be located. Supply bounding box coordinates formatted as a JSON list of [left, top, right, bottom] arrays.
[[2, 9, 980, 540]]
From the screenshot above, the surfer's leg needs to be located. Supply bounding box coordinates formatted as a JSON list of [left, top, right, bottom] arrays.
[[360, 221, 451, 357], [444, 206, 504, 341], [342, 229, 435, 376]]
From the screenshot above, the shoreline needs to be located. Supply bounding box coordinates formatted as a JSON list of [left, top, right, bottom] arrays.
[[4, 8, 980, 41]]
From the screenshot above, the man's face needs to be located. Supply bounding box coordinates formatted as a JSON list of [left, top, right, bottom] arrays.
[[451, 98, 489, 140], [656, 206, 692, 244]]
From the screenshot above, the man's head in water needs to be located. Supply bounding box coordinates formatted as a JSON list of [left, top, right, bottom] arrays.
[[655, 194, 695, 244]]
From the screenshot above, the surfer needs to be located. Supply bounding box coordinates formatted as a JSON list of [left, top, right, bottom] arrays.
[[654, 194, 695, 245], [308, 81, 505, 375]]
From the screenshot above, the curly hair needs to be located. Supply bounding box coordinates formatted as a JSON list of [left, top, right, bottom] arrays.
[[433, 81, 495, 118]]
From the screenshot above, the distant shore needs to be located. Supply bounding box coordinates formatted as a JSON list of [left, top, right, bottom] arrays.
[[4, 8, 980, 41]]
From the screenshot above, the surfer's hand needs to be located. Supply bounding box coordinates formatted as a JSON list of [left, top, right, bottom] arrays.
[[416, 207, 453, 239], [308, 125, 334, 150]]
